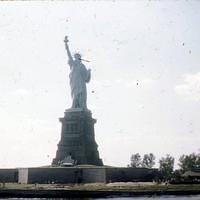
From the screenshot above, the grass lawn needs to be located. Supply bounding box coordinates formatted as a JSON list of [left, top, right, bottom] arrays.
[[0, 182, 199, 192]]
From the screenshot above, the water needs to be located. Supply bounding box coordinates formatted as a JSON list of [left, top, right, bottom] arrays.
[[5, 196, 200, 200], [97, 196, 200, 200]]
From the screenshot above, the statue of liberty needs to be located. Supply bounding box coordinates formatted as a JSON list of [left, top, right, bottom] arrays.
[[64, 36, 91, 109]]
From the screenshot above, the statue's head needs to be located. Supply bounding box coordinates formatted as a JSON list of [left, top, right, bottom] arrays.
[[74, 53, 81, 61]]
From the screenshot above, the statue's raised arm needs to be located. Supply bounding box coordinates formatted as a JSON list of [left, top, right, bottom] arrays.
[[64, 36, 73, 67]]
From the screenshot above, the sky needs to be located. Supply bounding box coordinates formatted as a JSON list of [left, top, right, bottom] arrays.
[[0, 1, 200, 168]]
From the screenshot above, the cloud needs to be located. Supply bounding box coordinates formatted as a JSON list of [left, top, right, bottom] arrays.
[[175, 72, 200, 101]]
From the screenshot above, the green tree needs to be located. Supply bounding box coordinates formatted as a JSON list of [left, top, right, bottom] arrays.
[[130, 153, 141, 168], [172, 169, 182, 181], [178, 153, 200, 172], [159, 154, 175, 181], [141, 153, 156, 168]]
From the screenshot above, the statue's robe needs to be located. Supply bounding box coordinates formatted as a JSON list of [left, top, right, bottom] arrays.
[[68, 59, 90, 109]]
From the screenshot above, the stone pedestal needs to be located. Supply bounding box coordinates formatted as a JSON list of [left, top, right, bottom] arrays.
[[52, 109, 103, 166]]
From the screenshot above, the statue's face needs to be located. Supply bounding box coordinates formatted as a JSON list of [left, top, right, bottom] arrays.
[[74, 53, 81, 61]]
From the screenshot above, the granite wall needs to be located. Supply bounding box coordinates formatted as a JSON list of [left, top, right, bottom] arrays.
[[27, 167, 78, 184], [26, 167, 157, 184], [0, 167, 158, 184], [18, 168, 28, 184], [82, 168, 106, 183], [105, 167, 158, 182], [0, 169, 18, 183]]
